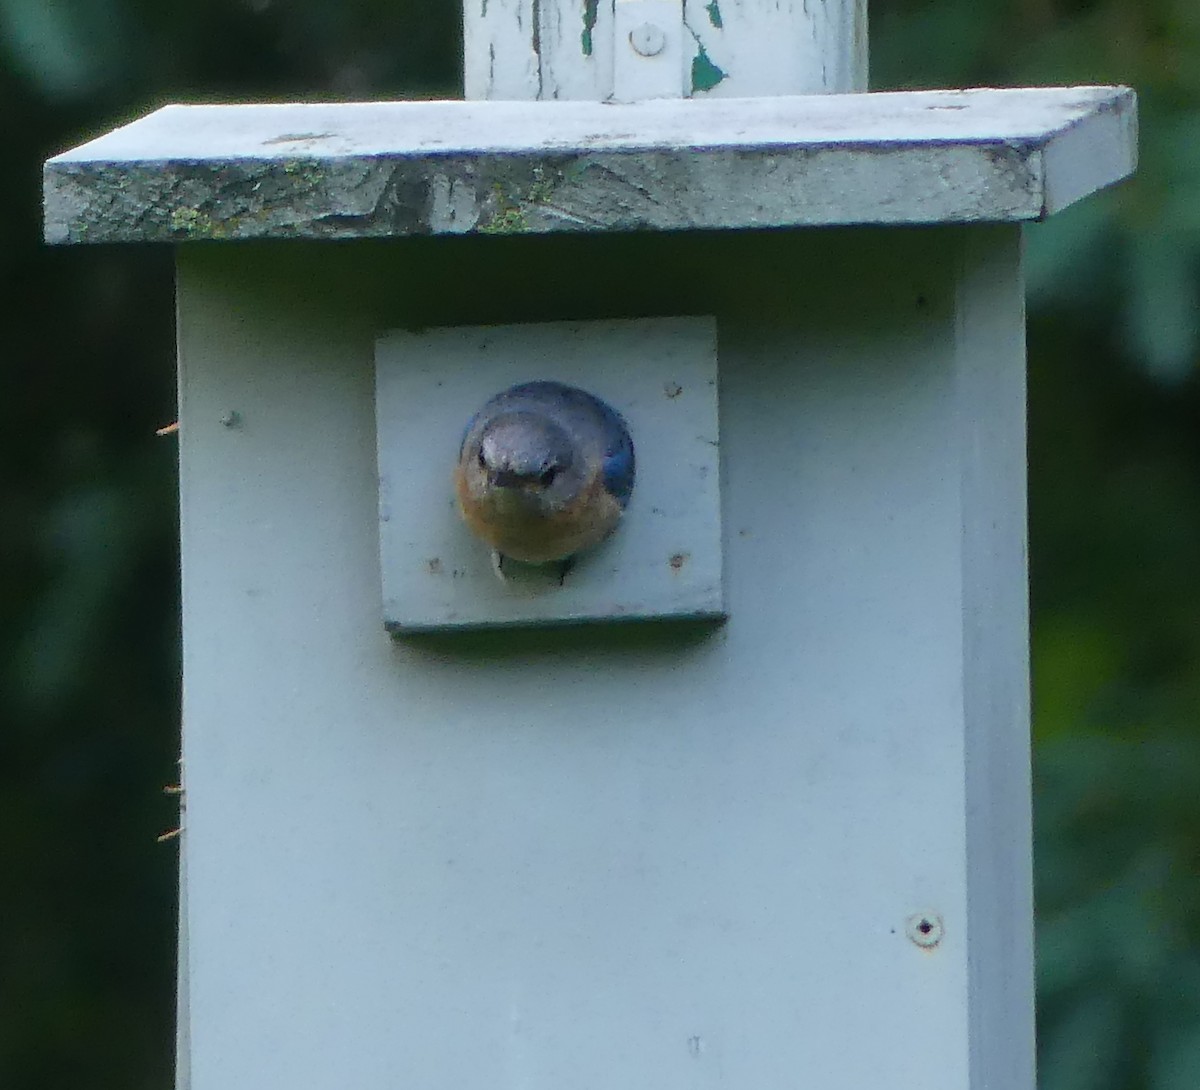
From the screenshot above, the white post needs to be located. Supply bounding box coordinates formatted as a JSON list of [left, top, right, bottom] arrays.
[[463, 0, 868, 101]]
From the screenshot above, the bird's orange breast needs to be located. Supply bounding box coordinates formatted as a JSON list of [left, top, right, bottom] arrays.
[[455, 463, 623, 564]]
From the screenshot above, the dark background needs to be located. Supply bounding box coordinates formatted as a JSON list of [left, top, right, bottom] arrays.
[[3, 2, 1198, 1086]]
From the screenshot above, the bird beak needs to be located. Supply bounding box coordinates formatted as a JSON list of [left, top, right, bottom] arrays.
[[489, 469, 525, 489]]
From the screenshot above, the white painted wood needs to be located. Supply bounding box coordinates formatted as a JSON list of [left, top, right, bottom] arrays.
[[462, 0, 542, 101], [48, 86, 1128, 161], [374, 317, 722, 630], [174, 224, 1031, 1089], [681, 0, 868, 96], [957, 227, 1035, 1088], [612, 0, 686, 102], [43, 86, 1138, 244], [462, 0, 866, 99], [464, 0, 619, 102], [1041, 93, 1140, 215]]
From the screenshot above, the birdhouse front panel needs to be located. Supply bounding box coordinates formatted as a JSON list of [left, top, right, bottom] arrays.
[[170, 223, 1028, 1088]]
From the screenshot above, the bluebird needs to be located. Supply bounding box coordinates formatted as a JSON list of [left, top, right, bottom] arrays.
[[455, 381, 635, 573]]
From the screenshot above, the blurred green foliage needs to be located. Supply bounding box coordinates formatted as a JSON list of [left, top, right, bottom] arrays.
[[1, 1, 1197, 1086]]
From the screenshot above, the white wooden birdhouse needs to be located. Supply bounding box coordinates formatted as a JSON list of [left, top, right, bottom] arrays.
[[44, 2, 1135, 1086]]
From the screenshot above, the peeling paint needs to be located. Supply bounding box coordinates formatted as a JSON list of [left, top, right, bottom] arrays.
[[581, 0, 598, 55], [429, 174, 480, 233], [690, 43, 727, 93], [704, 1, 723, 28], [261, 131, 335, 146], [530, 0, 541, 58], [531, 0, 543, 98]]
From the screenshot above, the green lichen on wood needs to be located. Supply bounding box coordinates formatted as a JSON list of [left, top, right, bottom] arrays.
[[479, 207, 529, 234], [478, 165, 559, 235], [281, 159, 325, 188], [168, 206, 227, 239], [169, 207, 200, 232], [478, 180, 529, 235], [525, 165, 556, 205]]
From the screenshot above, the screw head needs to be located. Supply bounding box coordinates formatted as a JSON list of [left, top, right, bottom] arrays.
[[629, 23, 666, 57], [905, 912, 944, 948]]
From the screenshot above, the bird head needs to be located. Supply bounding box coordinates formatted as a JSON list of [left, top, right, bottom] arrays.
[[455, 380, 633, 565], [468, 411, 585, 512]]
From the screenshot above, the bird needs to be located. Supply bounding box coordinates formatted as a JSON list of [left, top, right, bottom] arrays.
[[455, 381, 635, 576]]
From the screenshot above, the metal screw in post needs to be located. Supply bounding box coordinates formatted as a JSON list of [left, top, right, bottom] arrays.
[[629, 23, 666, 57], [905, 912, 944, 949]]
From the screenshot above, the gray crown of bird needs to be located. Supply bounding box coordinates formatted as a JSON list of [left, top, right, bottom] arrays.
[[455, 381, 636, 567]]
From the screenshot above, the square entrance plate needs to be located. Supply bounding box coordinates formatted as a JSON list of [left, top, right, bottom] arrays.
[[374, 316, 722, 631]]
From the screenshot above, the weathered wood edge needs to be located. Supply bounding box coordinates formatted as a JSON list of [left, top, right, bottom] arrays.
[[43, 87, 1136, 245]]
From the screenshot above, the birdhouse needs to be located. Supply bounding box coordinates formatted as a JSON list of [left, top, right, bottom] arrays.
[[44, 2, 1135, 1086]]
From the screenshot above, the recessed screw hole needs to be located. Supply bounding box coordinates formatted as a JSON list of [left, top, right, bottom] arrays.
[[905, 911, 944, 948]]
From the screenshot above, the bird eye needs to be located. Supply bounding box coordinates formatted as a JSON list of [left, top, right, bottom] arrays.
[[538, 466, 558, 487]]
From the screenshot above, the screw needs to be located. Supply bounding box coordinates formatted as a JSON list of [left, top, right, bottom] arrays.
[[905, 912, 944, 949], [629, 23, 666, 57], [219, 410, 242, 428]]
